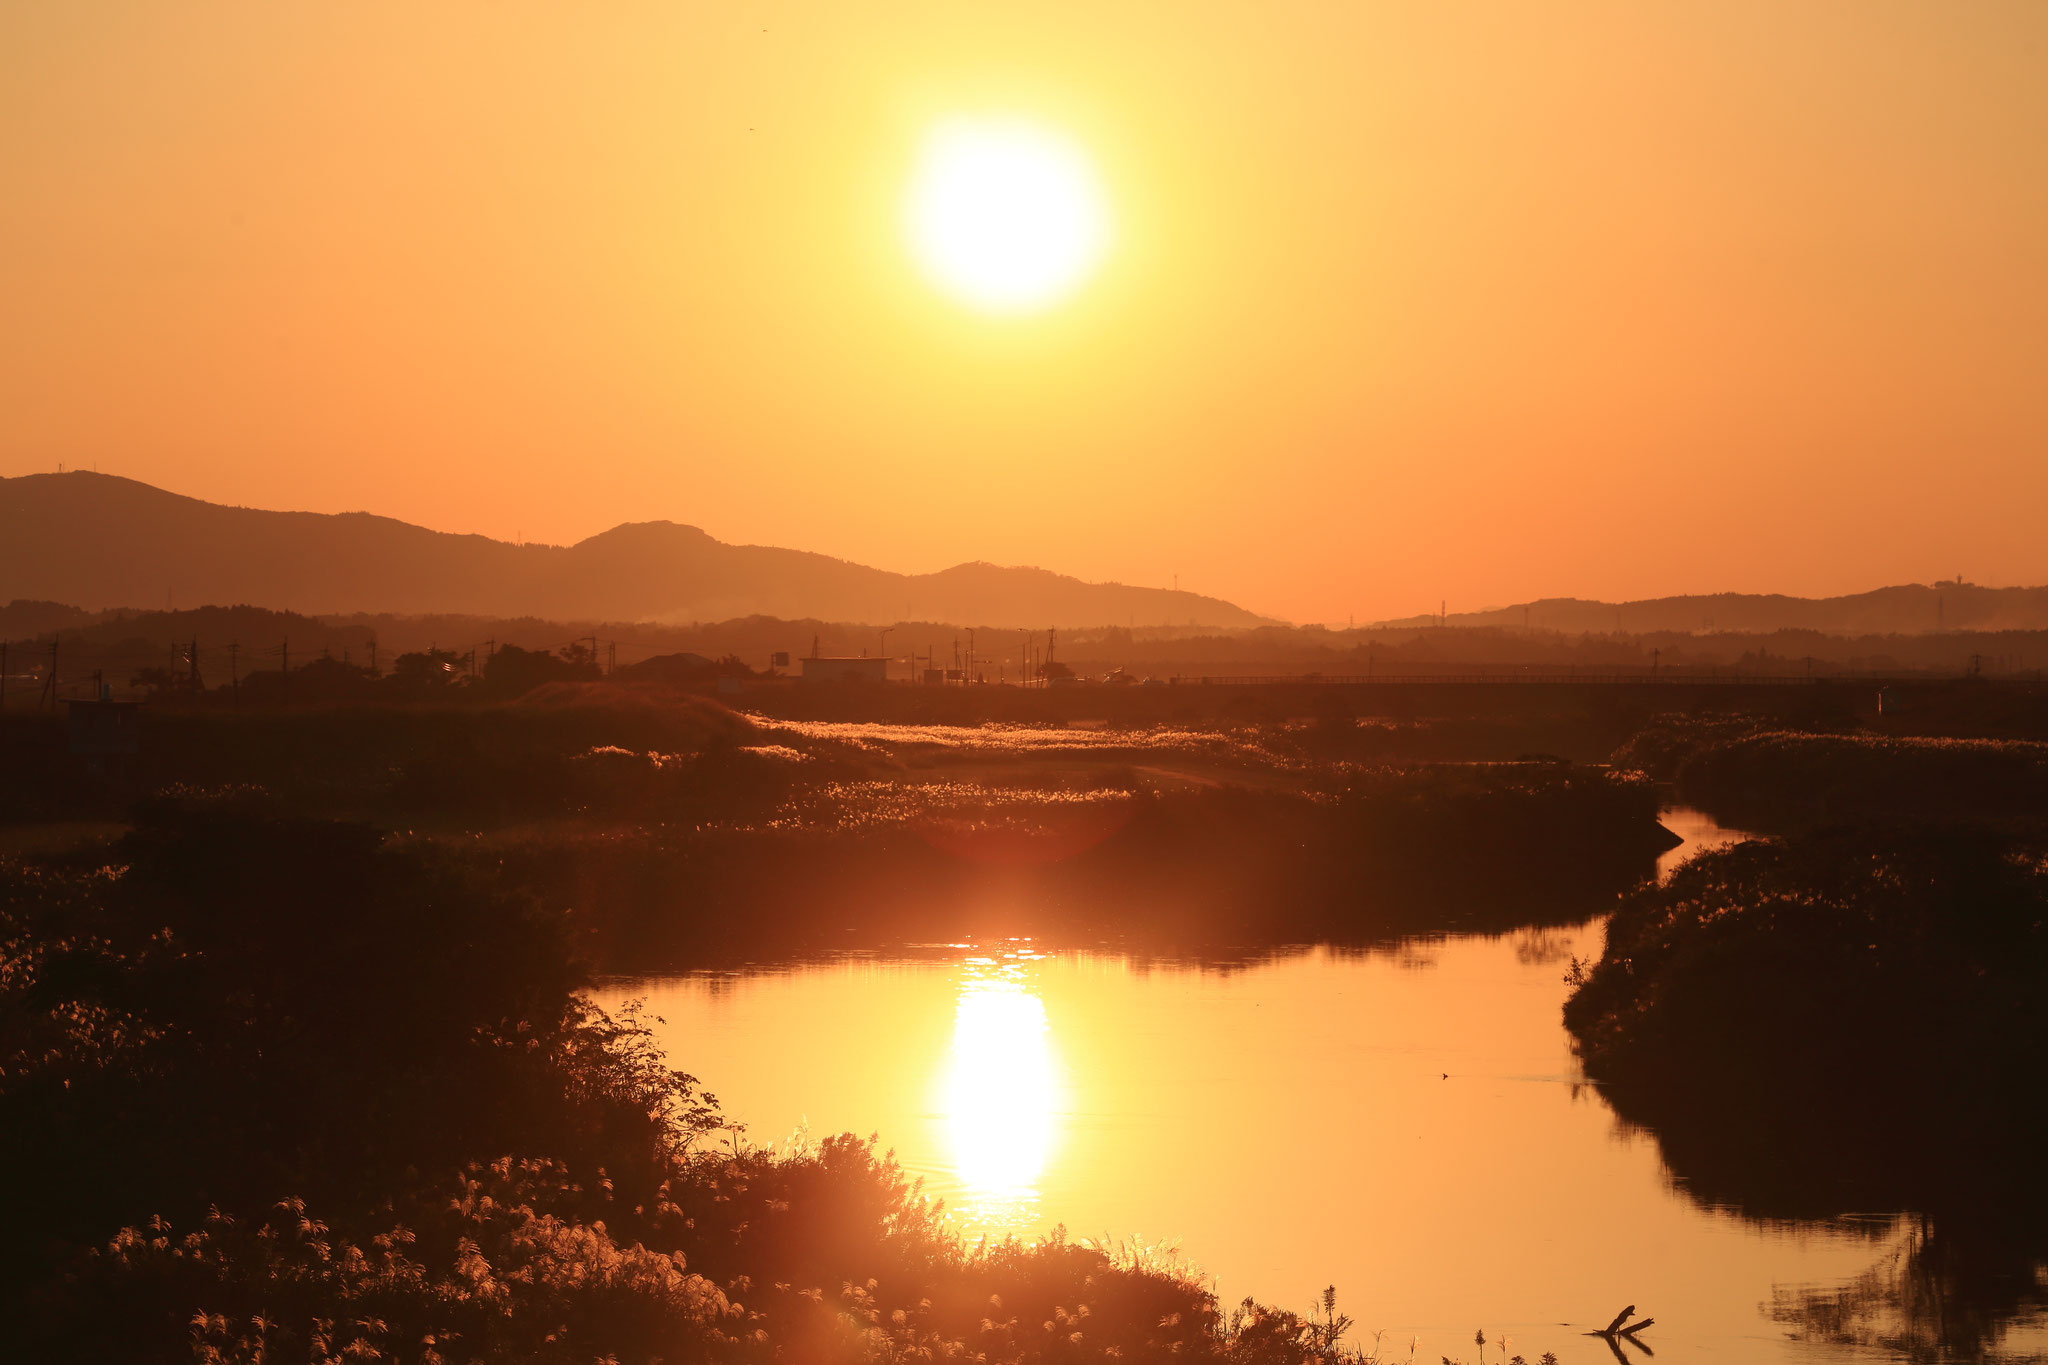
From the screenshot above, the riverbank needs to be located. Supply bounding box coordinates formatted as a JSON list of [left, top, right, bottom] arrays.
[[472, 763, 1671, 969], [1, 699, 1678, 964], [1563, 827, 2048, 1358], [1612, 714, 2048, 831], [3, 804, 1471, 1363]]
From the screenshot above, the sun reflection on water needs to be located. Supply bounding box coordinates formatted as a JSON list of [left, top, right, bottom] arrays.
[[939, 950, 1062, 1232]]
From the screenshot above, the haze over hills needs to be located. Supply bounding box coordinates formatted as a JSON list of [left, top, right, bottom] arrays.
[[1372, 582, 2048, 638], [0, 473, 1266, 630], [12, 472, 2048, 642]]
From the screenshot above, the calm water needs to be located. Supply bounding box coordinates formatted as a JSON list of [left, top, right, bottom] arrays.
[[595, 811, 2048, 1364]]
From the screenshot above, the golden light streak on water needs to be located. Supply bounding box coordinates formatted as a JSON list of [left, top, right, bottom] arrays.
[[938, 953, 1062, 1230]]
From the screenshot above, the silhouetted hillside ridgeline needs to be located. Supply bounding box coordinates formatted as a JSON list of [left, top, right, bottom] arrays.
[[1374, 578, 2048, 637], [0, 806, 1418, 1364], [0, 472, 1264, 628]]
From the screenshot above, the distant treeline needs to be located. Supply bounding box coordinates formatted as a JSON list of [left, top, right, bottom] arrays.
[[7, 597, 2048, 705]]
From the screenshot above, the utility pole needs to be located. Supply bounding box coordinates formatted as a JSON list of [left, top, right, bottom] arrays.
[[879, 628, 892, 679], [188, 636, 201, 693], [229, 642, 239, 707], [281, 638, 289, 702], [2, 641, 7, 716], [40, 639, 57, 709]]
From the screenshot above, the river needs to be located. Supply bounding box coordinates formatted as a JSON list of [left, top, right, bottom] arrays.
[[593, 810, 2048, 1363]]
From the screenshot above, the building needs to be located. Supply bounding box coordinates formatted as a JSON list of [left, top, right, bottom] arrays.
[[798, 656, 888, 685]]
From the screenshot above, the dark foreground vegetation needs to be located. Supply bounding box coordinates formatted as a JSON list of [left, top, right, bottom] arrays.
[[1564, 829, 2048, 1359], [2, 802, 1487, 1364], [19, 675, 2048, 1358], [0, 691, 1646, 1361]]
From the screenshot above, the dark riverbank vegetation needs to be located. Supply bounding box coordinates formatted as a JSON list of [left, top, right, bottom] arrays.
[[1, 696, 1675, 964], [1563, 828, 2048, 1358], [508, 761, 1670, 969], [0, 803, 1556, 1363], [11, 673, 2048, 1357], [1676, 730, 2048, 830]]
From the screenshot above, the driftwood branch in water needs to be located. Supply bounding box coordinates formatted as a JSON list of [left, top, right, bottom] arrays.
[[1585, 1304, 1655, 1344]]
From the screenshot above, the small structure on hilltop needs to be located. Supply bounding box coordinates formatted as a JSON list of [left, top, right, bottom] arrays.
[[799, 656, 888, 685]]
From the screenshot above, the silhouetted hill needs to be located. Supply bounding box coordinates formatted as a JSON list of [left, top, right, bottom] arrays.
[[1374, 582, 2048, 637], [0, 473, 1264, 629]]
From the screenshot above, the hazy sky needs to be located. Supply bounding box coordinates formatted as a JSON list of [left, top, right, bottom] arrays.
[[5, 3, 2045, 623]]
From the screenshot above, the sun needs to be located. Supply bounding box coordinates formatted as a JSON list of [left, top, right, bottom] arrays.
[[906, 117, 1110, 316]]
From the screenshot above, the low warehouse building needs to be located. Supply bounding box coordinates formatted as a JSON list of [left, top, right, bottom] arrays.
[[798, 656, 888, 684]]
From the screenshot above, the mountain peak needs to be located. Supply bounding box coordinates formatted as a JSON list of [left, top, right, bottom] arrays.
[[0, 473, 1267, 629]]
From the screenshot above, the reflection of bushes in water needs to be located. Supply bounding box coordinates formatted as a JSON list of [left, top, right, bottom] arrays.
[[0, 803, 1421, 1362], [1564, 827, 2048, 1358], [496, 767, 1673, 968], [1769, 1220, 2048, 1365]]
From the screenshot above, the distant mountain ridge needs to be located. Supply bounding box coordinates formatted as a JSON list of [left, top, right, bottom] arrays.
[[0, 472, 1266, 629], [1372, 583, 2048, 637]]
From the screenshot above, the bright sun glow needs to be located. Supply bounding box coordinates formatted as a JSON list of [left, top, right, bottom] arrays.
[[940, 959, 1060, 1217], [907, 117, 1109, 315]]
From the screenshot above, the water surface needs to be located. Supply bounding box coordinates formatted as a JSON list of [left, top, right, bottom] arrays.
[[595, 810, 2048, 1363]]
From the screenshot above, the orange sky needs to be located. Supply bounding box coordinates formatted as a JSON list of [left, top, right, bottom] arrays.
[[4, 3, 2045, 624]]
